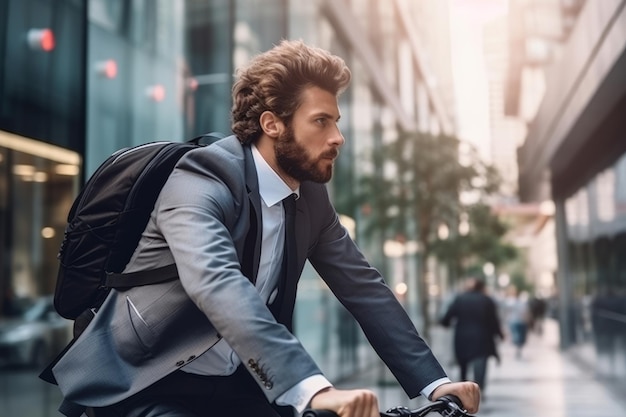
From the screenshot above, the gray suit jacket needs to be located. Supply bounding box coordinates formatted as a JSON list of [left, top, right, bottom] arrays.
[[52, 136, 446, 408]]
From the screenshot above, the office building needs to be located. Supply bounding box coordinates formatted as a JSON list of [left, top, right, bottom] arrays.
[[506, 0, 626, 388], [0, 0, 455, 413]]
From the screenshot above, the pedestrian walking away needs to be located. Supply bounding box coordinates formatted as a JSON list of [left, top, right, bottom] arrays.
[[503, 285, 531, 359], [440, 277, 504, 397], [44, 40, 480, 417]]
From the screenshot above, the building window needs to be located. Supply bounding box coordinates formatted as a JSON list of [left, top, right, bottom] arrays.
[[0, 131, 80, 316]]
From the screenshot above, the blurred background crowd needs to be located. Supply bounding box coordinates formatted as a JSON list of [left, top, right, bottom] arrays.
[[1, 0, 625, 415]]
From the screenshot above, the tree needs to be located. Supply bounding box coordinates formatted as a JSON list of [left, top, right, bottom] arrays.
[[431, 203, 518, 279], [356, 130, 504, 339]]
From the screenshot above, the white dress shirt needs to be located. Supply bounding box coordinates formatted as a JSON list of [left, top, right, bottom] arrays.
[[180, 144, 331, 412]]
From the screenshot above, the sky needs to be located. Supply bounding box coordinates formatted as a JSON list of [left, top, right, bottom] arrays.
[[448, 0, 509, 163]]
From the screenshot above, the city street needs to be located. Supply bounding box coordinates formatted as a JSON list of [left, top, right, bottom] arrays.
[[335, 319, 626, 417], [2, 1, 626, 417], [1, 319, 625, 417]]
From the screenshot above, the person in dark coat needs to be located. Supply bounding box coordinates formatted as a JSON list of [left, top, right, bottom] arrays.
[[441, 277, 504, 393]]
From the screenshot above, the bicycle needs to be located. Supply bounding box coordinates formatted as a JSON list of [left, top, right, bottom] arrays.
[[302, 395, 475, 417]]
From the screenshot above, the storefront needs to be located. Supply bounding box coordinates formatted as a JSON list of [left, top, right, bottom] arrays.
[[0, 0, 86, 314], [0, 131, 80, 313]]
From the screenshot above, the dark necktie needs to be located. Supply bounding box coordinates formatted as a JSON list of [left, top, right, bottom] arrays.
[[270, 193, 297, 330]]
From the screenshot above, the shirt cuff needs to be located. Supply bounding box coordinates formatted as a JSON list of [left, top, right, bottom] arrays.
[[421, 377, 452, 400], [275, 374, 333, 413]]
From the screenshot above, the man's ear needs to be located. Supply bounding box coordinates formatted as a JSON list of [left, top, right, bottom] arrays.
[[259, 111, 283, 138]]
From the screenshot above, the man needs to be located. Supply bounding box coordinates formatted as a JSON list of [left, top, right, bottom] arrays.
[[50, 40, 480, 417], [441, 278, 503, 394]]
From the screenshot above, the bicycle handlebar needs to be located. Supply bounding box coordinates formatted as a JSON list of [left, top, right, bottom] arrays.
[[302, 395, 475, 417]]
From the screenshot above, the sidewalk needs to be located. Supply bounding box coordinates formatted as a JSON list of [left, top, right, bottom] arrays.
[[333, 319, 626, 416], [475, 320, 624, 416]]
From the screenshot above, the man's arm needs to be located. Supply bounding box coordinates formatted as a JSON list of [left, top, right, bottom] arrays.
[[440, 298, 458, 327], [302, 183, 479, 409], [275, 375, 332, 413]]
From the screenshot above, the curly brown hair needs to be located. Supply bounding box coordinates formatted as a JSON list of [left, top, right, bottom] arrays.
[[231, 39, 351, 144]]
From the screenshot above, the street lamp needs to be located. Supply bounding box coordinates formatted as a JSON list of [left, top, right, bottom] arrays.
[[95, 60, 118, 79], [27, 28, 55, 52]]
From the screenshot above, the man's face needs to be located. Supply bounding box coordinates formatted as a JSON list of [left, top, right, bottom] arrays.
[[275, 86, 344, 184]]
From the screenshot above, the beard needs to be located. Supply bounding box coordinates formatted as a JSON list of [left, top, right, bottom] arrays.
[[275, 126, 338, 184]]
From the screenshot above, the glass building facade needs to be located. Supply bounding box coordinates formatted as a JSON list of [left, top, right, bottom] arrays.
[[1, 0, 453, 414], [510, 0, 626, 394], [562, 151, 626, 383]]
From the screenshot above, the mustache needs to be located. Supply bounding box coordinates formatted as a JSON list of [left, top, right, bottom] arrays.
[[322, 149, 339, 159]]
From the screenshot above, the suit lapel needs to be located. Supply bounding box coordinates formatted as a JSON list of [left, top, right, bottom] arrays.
[[243, 145, 263, 282]]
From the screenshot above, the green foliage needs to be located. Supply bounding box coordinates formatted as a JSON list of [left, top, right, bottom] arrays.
[[431, 203, 518, 277], [353, 130, 515, 336], [355, 130, 503, 251], [511, 271, 534, 294]]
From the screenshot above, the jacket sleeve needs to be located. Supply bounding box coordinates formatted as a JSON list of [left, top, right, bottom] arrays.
[[303, 183, 448, 398], [154, 153, 322, 402]]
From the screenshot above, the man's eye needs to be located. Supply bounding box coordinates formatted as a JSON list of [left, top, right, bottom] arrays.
[[316, 118, 327, 126]]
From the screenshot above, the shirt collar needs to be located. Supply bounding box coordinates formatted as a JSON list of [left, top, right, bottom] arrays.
[[251, 144, 300, 207]]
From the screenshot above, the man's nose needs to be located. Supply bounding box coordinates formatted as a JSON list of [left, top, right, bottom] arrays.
[[330, 125, 345, 147]]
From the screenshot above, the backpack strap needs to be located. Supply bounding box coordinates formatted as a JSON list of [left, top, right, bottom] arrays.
[[105, 191, 258, 290], [189, 131, 226, 145], [104, 264, 179, 288]]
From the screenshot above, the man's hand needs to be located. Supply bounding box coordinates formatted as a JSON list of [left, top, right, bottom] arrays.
[[431, 381, 481, 414], [309, 387, 379, 417]]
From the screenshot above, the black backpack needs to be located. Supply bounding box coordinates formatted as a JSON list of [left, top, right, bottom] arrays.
[[53, 133, 224, 320]]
